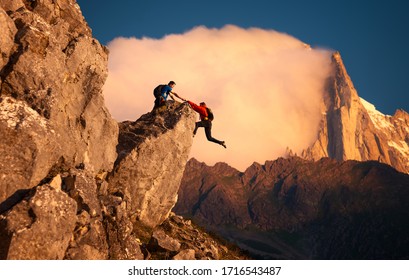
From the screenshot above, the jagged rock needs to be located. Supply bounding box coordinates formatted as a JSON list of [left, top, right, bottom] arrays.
[[63, 170, 102, 218], [172, 249, 196, 260], [0, 0, 118, 206], [299, 52, 409, 173], [49, 174, 62, 191], [65, 218, 108, 260], [102, 197, 144, 260], [0, 8, 17, 70], [61, 170, 110, 260], [0, 0, 24, 14], [0, 97, 61, 205], [0, 0, 121, 260], [146, 214, 249, 260], [206, 244, 219, 259], [149, 228, 181, 252], [0, 184, 77, 259], [176, 157, 409, 259], [108, 101, 196, 229], [171, 214, 185, 225]]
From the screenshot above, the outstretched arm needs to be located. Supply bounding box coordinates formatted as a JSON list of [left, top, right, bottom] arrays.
[[187, 101, 207, 116], [171, 92, 186, 101]]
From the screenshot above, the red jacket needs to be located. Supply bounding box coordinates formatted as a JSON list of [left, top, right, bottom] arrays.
[[188, 101, 208, 121]]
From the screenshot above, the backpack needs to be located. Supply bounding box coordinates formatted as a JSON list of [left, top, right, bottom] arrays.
[[206, 107, 214, 121], [153, 84, 166, 98]]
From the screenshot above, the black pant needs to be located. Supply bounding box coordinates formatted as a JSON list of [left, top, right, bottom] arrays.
[[153, 96, 165, 108], [194, 120, 224, 145]]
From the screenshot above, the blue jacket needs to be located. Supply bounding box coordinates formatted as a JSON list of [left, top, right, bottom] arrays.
[[161, 85, 173, 100]]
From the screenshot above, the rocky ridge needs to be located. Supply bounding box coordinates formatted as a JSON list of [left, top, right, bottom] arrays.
[[146, 212, 248, 260], [175, 157, 409, 259]]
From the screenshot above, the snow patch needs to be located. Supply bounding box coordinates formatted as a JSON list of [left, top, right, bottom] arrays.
[[360, 98, 394, 130]]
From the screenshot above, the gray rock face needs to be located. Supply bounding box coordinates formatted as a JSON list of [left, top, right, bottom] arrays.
[[0, 97, 61, 204], [0, 0, 118, 260], [3, 184, 77, 260], [108, 101, 196, 229], [300, 52, 409, 173], [63, 170, 109, 260], [0, 0, 118, 204], [99, 177, 144, 260]]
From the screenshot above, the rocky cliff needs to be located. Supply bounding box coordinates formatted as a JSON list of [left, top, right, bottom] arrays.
[[0, 0, 240, 260], [175, 157, 409, 259], [299, 52, 409, 173], [0, 0, 118, 206]]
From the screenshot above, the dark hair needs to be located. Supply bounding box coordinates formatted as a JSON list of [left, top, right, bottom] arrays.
[[169, 81, 176, 85]]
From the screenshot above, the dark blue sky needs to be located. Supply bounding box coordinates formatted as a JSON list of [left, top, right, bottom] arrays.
[[77, 0, 409, 115]]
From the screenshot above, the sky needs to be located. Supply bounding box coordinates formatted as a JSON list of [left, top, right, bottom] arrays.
[[77, 0, 409, 115], [76, 0, 409, 170]]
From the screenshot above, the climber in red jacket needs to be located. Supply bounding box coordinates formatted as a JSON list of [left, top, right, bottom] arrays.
[[177, 97, 226, 148], [188, 101, 226, 148]]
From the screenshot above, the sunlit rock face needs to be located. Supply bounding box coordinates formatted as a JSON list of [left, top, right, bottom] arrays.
[[0, 0, 118, 204], [0, 0, 117, 260], [108, 101, 196, 229], [300, 52, 409, 174]]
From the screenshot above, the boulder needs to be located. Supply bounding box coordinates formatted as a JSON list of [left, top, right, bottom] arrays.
[[148, 228, 181, 252], [1, 185, 77, 259], [108, 101, 195, 228], [172, 249, 196, 260], [0, 97, 61, 205]]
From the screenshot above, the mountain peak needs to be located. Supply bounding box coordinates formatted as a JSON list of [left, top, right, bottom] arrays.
[[299, 52, 409, 173]]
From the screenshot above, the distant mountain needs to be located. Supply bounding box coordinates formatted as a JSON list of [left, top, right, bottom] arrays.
[[175, 157, 409, 259], [297, 52, 409, 174], [175, 52, 409, 259], [2, 0, 408, 261]]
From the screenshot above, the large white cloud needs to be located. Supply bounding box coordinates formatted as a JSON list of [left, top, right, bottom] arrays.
[[104, 25, 333, 170]]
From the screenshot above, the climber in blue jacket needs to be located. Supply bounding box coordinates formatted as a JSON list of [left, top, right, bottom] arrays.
[[153, 81, 180, 109]]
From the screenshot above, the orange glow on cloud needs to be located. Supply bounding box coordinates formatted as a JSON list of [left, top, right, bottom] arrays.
[[104, 25, 333, 170]]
